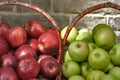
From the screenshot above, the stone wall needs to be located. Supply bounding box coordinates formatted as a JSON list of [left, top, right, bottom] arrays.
[[0, 0, 120, 33]]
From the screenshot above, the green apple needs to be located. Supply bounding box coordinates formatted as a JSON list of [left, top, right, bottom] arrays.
[[109, 44, 120, 66], [62, 60, 81, 78], [63, 50, 73, 62], [68, 40, 89, 62], [92, 23, 116, 50], [92, 24, 111, 35], [61, 26, 78, 43], [76, 28, 93, 42], [80, 62, 93, 78], [86, 70, 105, 80], [100, 74, 119, 80], [102, 62, 114, 73], [68, 75, 85, 80], [88, 48, 110, 69], [88, 42, 98, 52], [109, 67, 120, 79]]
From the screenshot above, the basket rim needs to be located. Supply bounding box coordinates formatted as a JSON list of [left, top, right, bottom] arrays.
[[63, 2, 120, 46]]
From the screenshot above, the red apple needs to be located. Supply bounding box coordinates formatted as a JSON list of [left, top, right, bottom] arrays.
[[30, 78, 40, 80], [5, 26, 27, 48], [8, 48, 16, 55], [17, 56, 40, 80], [0, 36, 9, 56], [38, 54, 52, 65], [27, 38, 39, 51], [1, 54, 18, 68], [0, 67, 18, 80], [29, 78, 49, 80], [38, 30, 59, 55], [46, 29, 56, 33], [0, 22, 10, 37], [39, 55, 59, 78], [24, 20, 46, 38], [15, 44, 37, 60], [39, 77, 49, 80]]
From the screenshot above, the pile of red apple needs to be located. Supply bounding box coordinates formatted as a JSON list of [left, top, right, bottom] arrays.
[[0, 20, 60, 80]]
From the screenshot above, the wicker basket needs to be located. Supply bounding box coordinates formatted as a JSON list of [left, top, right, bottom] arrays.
[[63, 2, 120, 45], [62, 2, 120, 80], [0, 1, 63, 80]]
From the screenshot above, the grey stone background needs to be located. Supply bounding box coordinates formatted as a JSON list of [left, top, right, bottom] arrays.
[[0, 0, 120, 42]]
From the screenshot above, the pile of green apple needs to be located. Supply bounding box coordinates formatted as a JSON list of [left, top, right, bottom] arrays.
[[61, 24, 120, 80]]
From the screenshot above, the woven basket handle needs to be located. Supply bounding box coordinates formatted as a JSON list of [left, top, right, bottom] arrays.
[[63, 2, 120, 46]]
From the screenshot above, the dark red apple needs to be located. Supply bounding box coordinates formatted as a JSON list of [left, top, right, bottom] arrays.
[[38, 30, 59, 55], [39, 77, 49, 80], [0, 67, 18, 80], [15, 44, 37, 60], [8, 48, 16, 55], [29, 78, 40, 80], [1, 54, 18, 68], [5, 26, 27, 48], [0, 37, 9, 56], [24, 20, 46, 38], [27, 38, 39, 51], [46, 29, 56, 33], [17, 56, 40, 80], [0, 22, 10, 37], [38, 75, 49, 80], [39, 55, 59, 78], [38, 54, 52, 65]]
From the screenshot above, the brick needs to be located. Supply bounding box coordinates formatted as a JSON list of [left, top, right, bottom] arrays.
[[109, 16, 120, 31], [69, 14, 106, 30], [17, 0, 51, 13], [113, 0, 120, 5], [18, 0, 30, 2], [0, 6, 14, 12], [30, 0, 51, 12], [109, 16, 120, 43], [0, 0, 19, 12], [17, 0, 34, 13], [0, 12, 68, 29], [0, 13, 49, 27], [0, 0, 19, 1], [0, 12, 69, 29], [115, 31, 120, 43], [53, 0, 119, 13], [51, 14, 69, 29], [0, 0, 14, 12]]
